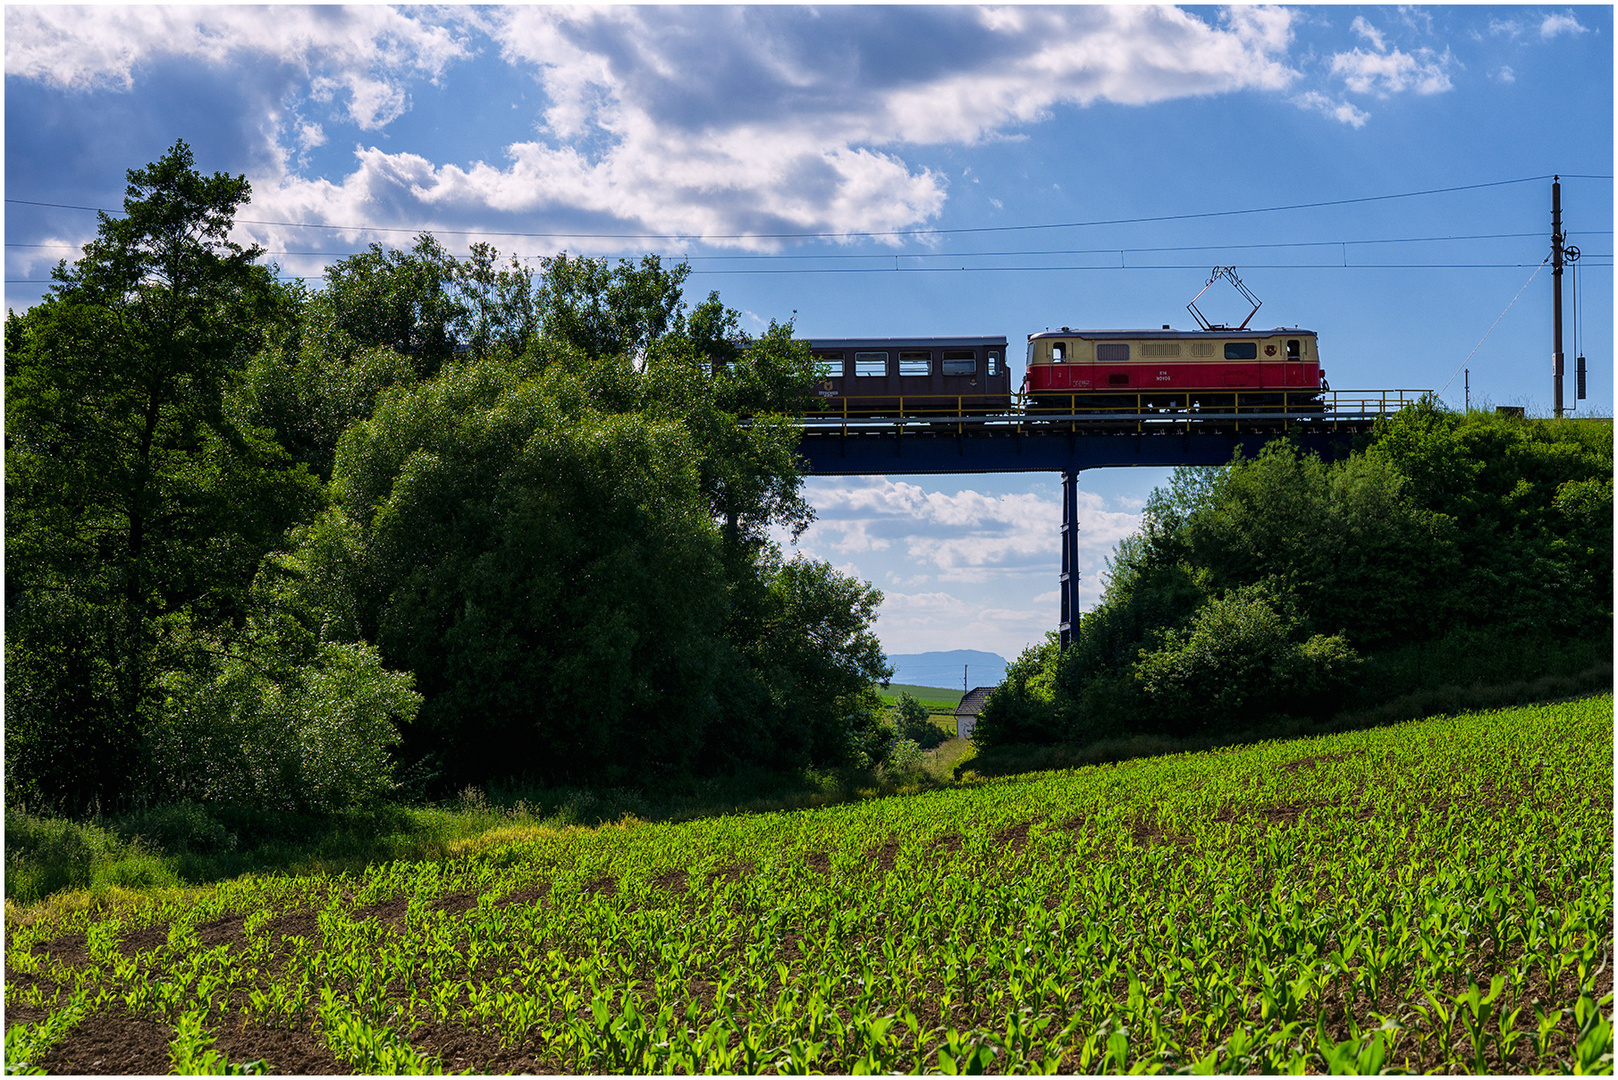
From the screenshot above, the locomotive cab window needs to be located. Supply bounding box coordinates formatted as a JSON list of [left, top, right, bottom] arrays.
[[1051, 342, 1066, 363], [1225, 342, 1258, 360], [1286, 339, 1301, 360], [812, 351, 843, 378], [942, 349, 977, 376], [898, 350, 932, 376], [1096, 343, 1129, 362], [854, 351, 889, 377]]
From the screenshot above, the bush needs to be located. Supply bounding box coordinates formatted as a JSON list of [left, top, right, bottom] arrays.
[[971, 636, 1064, 749], [890, 693, 948, 749], [1133, 583, 1360, 734], [149, 627, 419, 813], [113, 802, 236, 856]]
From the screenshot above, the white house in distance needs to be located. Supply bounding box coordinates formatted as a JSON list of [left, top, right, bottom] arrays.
[[955, 687, 995, 741]]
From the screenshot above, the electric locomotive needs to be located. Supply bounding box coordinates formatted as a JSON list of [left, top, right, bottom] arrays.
[[1022, 325, 1325, 412]]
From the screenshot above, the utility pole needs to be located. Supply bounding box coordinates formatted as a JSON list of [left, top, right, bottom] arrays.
[[1552, 177, 1566, 418], [1465, 369, 1469, 412]]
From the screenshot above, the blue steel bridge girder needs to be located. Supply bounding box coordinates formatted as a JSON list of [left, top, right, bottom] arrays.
[[795, 426, 1364, 476]]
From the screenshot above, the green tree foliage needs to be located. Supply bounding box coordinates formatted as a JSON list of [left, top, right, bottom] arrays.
[[890, 693, 947, 750], [7, 142, 898, 811], [5, 141, 323, 808], [1132, 584, 1360, 734], [970, 636, 1064, 749], [973, 405, 1612, 749], [239, 238, 537, 483], [284, 259, 886, 788]]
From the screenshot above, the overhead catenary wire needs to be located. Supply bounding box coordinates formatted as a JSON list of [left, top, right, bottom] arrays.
[[8, 260, 1614, 287], [1438, 255, 1552, 399], [6, 174, 1612, 243]]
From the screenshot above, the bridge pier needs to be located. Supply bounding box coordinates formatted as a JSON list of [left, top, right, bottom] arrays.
[[1058, 471, 1080, 652]]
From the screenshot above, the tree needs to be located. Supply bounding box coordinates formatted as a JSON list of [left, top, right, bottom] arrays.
[[6, 140, 321, 808], [286, 253, 887, 788], [239, 238, 538, 484], [891, 693, 947, 749], [1132, 583, 1360, 734]]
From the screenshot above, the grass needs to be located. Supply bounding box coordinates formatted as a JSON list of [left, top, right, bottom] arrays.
[[4, 758, 984, 909], [5, 695, 1610, 1074], [878, 683, 964, 711]]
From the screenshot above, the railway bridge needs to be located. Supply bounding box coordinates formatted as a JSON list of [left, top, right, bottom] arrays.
[[795, 390, 1427, 649]]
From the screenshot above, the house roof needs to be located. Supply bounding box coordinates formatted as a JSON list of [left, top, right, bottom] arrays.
[[954, 686, 996, 717]]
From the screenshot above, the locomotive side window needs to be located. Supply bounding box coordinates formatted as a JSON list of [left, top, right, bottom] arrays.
[[1225, 342, 1258, 360], [987, 350, 1000, 376], [1051, 342, 1066, 362], [1287, 339, 1301, 360], [898, 350, 932, 376], [812, 351, 844, 378], [1096, 343, 1130, 362], [854, 351, 890, 377], [942, 349, 976, 375]]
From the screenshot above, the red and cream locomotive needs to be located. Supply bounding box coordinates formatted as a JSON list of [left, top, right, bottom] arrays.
[[1022, 325, 1324, 411]]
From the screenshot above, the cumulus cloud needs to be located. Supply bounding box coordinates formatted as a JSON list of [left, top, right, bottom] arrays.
[[5, 6, 471, 129], [1293, 89, 1371, 128], [1331, 45, 1454, 96], [7, 5, 1312, 252], [786, 477, 1141, 591], [1540, 13, 1589, 40], [875, 589, 1058, 657], [1350, 15, 1387, 52], [1327, 13, 1454, 100]]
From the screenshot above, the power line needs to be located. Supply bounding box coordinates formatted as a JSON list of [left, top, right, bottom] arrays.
[[10, 229, 1597, 261], [11, 259, 1611, 287], [1439, 256, 1552, 397], [6, 174, 1609, 243]]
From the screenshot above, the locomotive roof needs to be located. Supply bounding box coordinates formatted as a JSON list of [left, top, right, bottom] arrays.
[[804, 336, 1008, 349], [1029, 327, 1315, 340]]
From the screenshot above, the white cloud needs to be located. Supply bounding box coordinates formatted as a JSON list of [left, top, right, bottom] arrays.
[[1492, 66, 1517, 85], [6, 237, 85, 280], [1293, 90, 1371, 128], [1351, 16, 1387, 52], [5, 6, 1324, 253], [1330, 46, 1454, 96], [1540, 13, 1589, 40], [4, 7, 471, 130]]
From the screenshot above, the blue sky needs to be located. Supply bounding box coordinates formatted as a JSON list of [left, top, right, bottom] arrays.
[[6, 5, 1612, 664]]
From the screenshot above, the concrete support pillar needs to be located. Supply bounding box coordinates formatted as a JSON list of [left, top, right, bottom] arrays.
[[1058, 470, 1080, 651]]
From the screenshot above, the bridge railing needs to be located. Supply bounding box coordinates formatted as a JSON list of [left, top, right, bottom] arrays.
[[799, 389, 1433, 434]]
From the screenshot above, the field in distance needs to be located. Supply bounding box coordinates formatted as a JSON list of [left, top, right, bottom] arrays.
[[5, 696, 1611, 1074], [878, 683, 963, 710]]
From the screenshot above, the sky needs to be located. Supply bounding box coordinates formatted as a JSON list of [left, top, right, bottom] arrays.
[[6, 4, 1613, 665]]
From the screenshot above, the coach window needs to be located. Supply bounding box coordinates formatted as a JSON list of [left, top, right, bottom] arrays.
[[987, 350, 1001, 376], [855, 351, 890, 377], [1225, 342, 1259, 360], [1287, 339, 1301, 360], [899, 350, 932, 376], [812, 351, 843, 378], [1096, 343, 1130, 362], [942, 349, 977, 376]]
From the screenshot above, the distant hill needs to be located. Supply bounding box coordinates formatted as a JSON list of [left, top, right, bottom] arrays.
[[884, 650, 1008, 692]]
